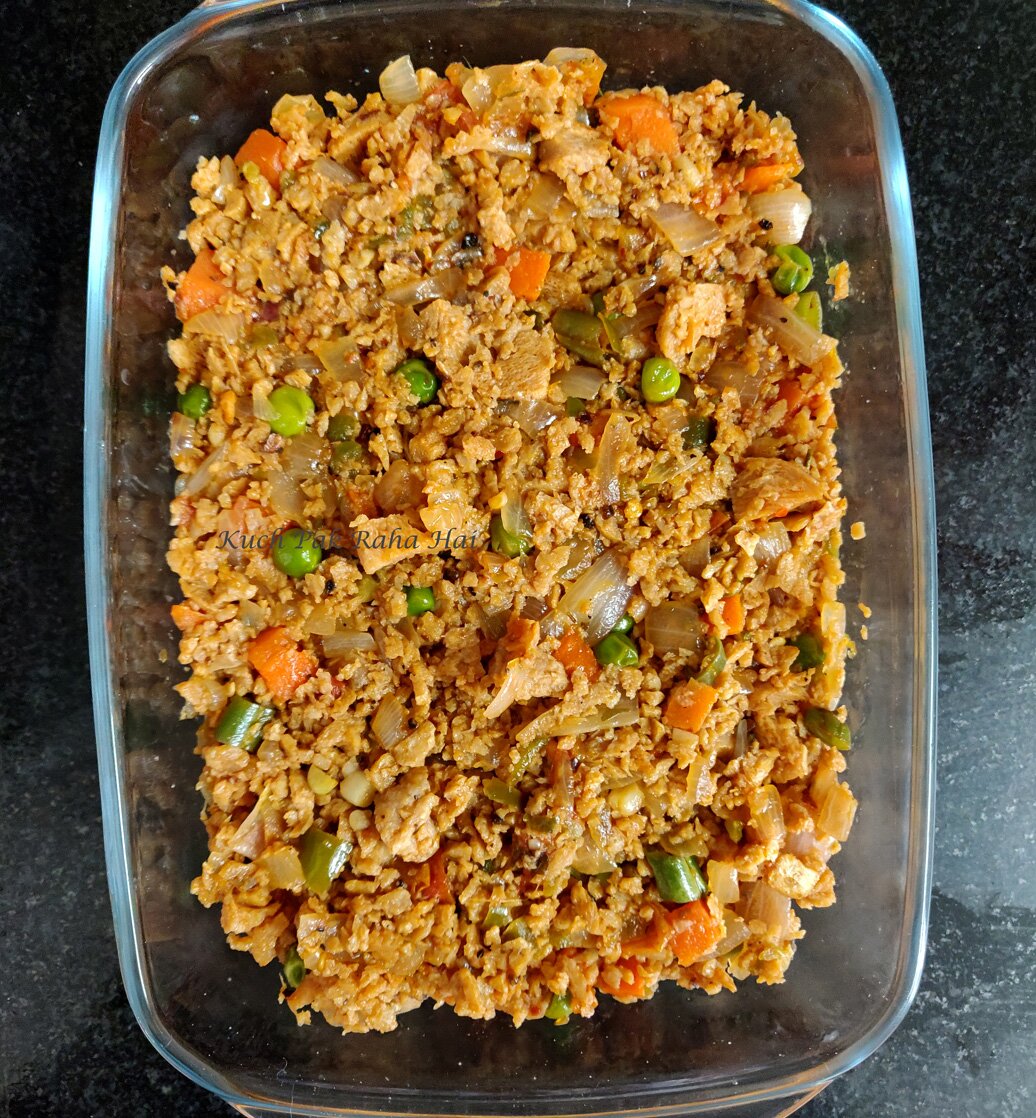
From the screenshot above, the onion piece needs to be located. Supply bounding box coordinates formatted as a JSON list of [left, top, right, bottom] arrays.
[[379, 54, 421, 105], [709, 912, 751, 957], [258, 845, 305, 890], [818, 782, 857, 842], [395, 305, 425, 349], [303, 601, 337, 637], [461, 71, 493, 113], [740, 881, 792, 937], [520, 596, 549, 621], [280, 430, 326, 480], [480, 133, 536, 159], [543, 46, 598, 65], [558, 365, 606, 400], [645, 603, 705, 654], [522, 173, 565, 221], [252, 386, 278, 422], [593, 413, 628, 506], [266, 470, 306, 521], [500, 486, 533, 541], [311, 155, 359, 187], [372, 694, 408, 749], [707, 860, 741, 905], [680, 537, 710, 576], [519, 697, 640, 743], [705, 361, 765, 406], [749, 294, 836, 367], [230, 787, 282, 859], [571, 837, 618, 875], [733, 719, 750, 758], [323, 629, 377, 657], [748, 187, 812, 245], [183, 310, 244, 341], [169, 412, 197, 461], [484, 665, 524, 719], [313, 337, 363, 382], [177, 442, 245, 499], [556, 534, 602, 580], [548, 549, 632, 642], [501, 399, 564, 436], [384, 268, 462, 306], [341, 768, 375, 808], [754, 521, 791, 567], [474, 604, 507, 641], [641, 451, 692, 489], [747, 784, 786, 843], [647, 203, 722, 255]]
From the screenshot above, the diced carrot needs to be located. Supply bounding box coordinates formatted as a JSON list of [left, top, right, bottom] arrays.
[[598, 957, 648, 1000], [248, 626, 317, 701], [170, 602, 206, 630], [493, 246, 552, 301], [740, 161, 798, 194], [555, 628, 600, 683], [621, 906, 670, 955], [721, 593, 745, 636], [234, 128, 288, 191], [667, 900, 723, 965], [174, 248, 229, 322], [598, 93, 679, 156], [777, 379, 806, 414], [663, 678, 718, 733], [411, 849, 452, 903]]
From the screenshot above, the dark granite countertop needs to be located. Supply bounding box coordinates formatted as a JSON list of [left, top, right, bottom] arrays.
[[2, 1, 1034, 1115]]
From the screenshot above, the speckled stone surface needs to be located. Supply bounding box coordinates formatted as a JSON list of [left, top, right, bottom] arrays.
[[1, 1, 1033, 1115]]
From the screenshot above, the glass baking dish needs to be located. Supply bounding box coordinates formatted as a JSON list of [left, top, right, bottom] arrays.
[[84, 1, 936, 1115]]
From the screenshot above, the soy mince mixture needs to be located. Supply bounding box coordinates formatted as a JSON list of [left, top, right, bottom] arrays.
[[164, 48, 857, 1034]]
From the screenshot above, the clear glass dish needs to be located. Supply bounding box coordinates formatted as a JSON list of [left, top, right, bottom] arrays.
[[84, 2, 937, 1115]]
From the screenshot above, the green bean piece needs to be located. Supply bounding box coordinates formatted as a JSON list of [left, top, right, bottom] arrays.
[[283, 945, 306, 989], [590, 291, 607, 315], [545, 992, 572, 1022], [611, 613, 634, 635], [299, 826, 352, 894], [552, 309, 607, 367], [803, 707, 851, 751], [791, 632, 825, 671], [646, 851, 708, 903], [326, 410, 360, 441], [406, 586, 436, 616], [526, 813, 558, 834], [249, 323, 279, 348], [566, 396, 586, 417], [394, 357, 440, 405], [640, 356, 682, 404], [215, 696, 273, 752], [771, 245, 814, 295], [512, 736, 546, 779], [503, 918, 531, 941], [696, 635, 727, 686], [594, 632, 639, 667], [267, 385, 315, 437], [485, 778, 521, 809], [177, 384, 212, 420], [795, 290, 823, 331], [490, 514, 532, 559], [271, 527, 322, 578], [683, 414, 716, 450], [482, 906, 512, 929]]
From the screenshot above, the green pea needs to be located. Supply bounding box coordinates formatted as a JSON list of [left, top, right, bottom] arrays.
[[611, 613, 634, 635], [594, 632, 639, 667], [177, 384, 212, 420], [490, 514, 532, 559], [326, 410, 360, 441], [640, 356, 682, 404], [267, 385, 315, 437], [330, 438, 364, 474], [406, 586, 436, 616], [771, 245, 814, 295], [795, 290, 823, 331], [683, 414, 716, 450], [271, 527, 322, 578], [395, 357, 440, 405]]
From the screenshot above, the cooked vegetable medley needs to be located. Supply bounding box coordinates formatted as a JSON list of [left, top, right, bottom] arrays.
[[164, 47, 857, 1034]]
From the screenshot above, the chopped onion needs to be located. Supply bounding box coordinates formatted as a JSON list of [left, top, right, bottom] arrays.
[[384, 268, 462, 306], [740, 881, 792, 937], [754, 521, 791, 567], [340, 769, 375, 808], [520, 698, 640, 743], [230, 788, 282, 859], [169, 412, 197, 461], [747, 784, 786, 843], [785, 826, 818, 857], [645, 603, 705, 654], [543, 46, 598, 65], [323, 629, 376, 657], [641, 451, 692, 489], [818, 782, 857, 842], [311, 155, 358, 187], [707, 860, 741, 905], [238, 599, 265, 632], [571, 837, 618, 875], [313, 337, 364, 382], [280, 430, 326, 480], [748, 187, 812, 245], [461, 71, 493, 114], [619, 272, 661, 302], [480, 133, 536, 159], [680, 537, 711, 576], [379, 55, 421, 105], [474, 604, 507, 641], [705, 361, 765, 406], [252, 386, 278, 422], [372, 694, 408, 749], [178, 442, 243, 499], [266, 469, 306, 521], [258, 845, 304, 890], [557, 534, 601, 580], [522, 173, 565, 221], [558, 365, 606, 400], [733, 719, 750, 758], [500, 486, 533, 541], [593, 413, 628, 506], [551, 549, 632, 642], [520, 596, 549, 621], [183, 310, 245, 341], [373, 459, 423, 513], [485, 664, 524, 719], [282, 353, 325, 375], [501, 399, 564, 436], [395, 305, 425, 349], [648, 203, 721, 256], [303, 601, 337, 637], [749, 294, 836, 367], [709, 912, 751, 957]]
